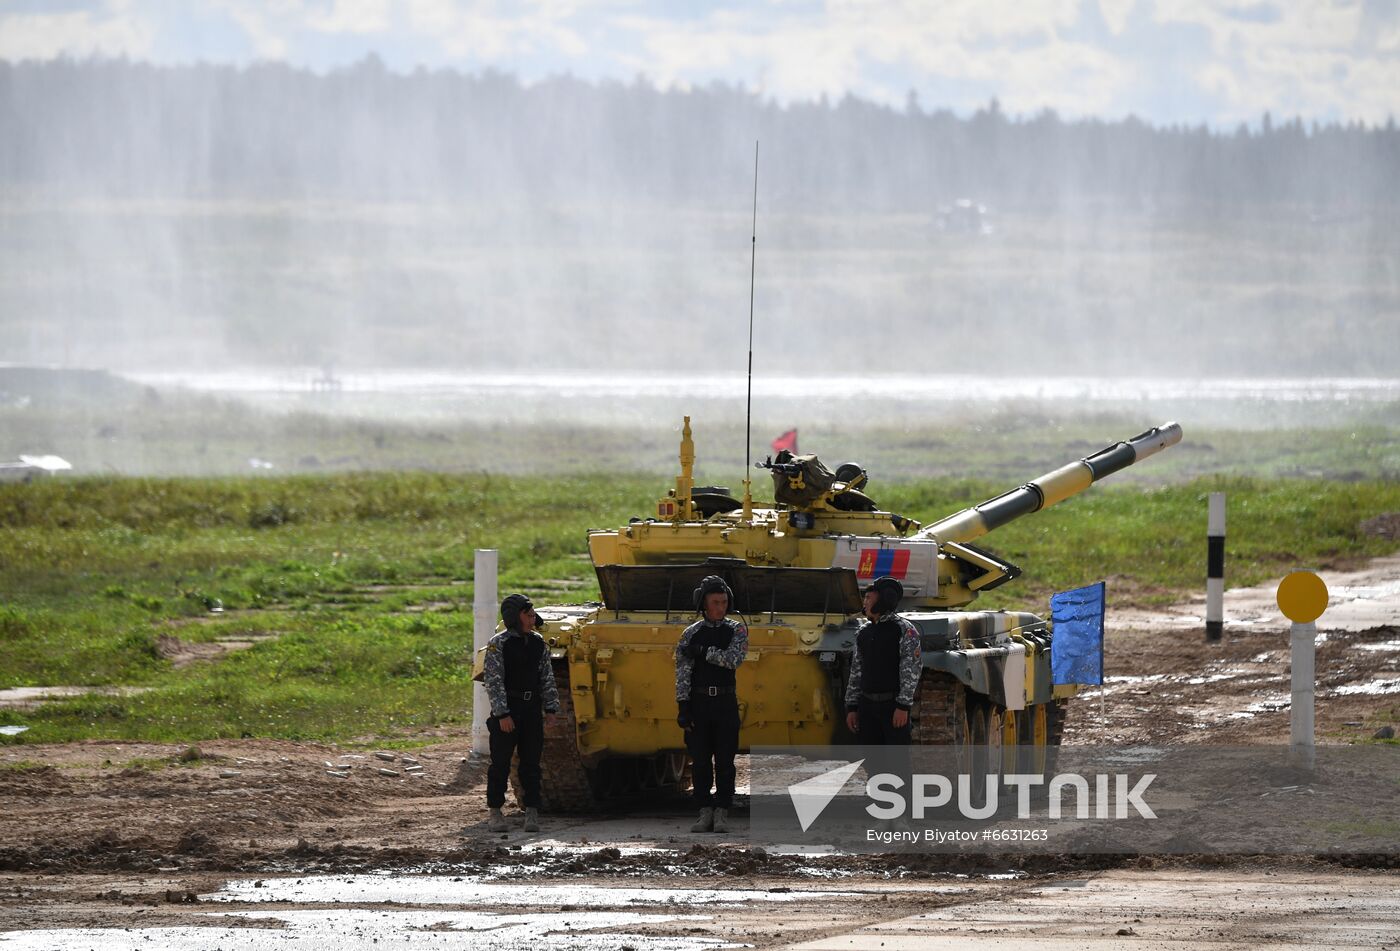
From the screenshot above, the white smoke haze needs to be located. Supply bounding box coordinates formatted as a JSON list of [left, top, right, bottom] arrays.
[[1, 59, 1395, 373], [0, 36, 1396, 476]]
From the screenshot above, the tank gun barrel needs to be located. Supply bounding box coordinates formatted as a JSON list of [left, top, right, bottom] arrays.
[[920, 422, 1183, 544]]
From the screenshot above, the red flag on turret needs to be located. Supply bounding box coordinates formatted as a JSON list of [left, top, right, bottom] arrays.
[[771, 428, 798, 454]]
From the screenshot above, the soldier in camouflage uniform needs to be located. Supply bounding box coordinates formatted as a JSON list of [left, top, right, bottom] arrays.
[[845, 575, 921, 746], [675, 575, 748, 834], [482, 593, 560, 833]]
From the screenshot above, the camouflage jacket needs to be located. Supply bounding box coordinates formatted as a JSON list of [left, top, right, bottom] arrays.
[[674, 617, 749, 702], [844, 613, 922, 711], [482, 628, 560, 717]]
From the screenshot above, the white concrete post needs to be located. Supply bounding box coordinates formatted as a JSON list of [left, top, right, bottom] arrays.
[[471, 549, 499, 756], [1277, 569, 1326, 772], [1290, 620, 1316, 769], [1206, 492, 1225, 642]]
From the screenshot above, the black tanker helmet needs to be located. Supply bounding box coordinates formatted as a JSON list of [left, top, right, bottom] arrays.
[[691, 574, 735, 615], [500, 593, 545, 632], [864, 575, 904, 615]]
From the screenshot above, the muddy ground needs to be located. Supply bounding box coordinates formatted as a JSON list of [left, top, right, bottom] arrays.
[[2, 621, 1396, 879], [2, 561, 1399, 945]]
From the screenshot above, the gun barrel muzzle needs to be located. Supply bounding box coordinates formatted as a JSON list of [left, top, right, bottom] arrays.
[[921, 422, 1183, 544]]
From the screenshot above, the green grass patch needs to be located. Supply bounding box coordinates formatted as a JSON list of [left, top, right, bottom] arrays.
[[2, 470, 1397, 745], [0, 759, 49, 772], [98, 756, 184, 771], [1320, 818, 1400, 838]]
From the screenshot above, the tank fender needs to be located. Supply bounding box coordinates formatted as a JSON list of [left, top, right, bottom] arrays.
[[922, 647, 1010, 707]]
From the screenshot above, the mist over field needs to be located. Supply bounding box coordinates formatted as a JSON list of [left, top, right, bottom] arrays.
[[1, 58, 1397, 381]]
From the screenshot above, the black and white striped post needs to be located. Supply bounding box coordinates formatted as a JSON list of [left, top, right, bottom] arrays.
[[1206, 492, 1225, 642]]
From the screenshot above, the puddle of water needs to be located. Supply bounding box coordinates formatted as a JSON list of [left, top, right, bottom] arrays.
[[204, 875, 855, 906], [1334, 678, 1400, 696], [0, 686, 150, 708], [1184, 672, 1242, 685], [521, 842, 665, 857], [404, 856, 871, 881], [1331, 579, 1400, 602], [0, 909, 741, 951], [1096, 747, 1165, 766]]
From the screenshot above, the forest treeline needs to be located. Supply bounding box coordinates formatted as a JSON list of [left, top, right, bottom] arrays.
[[2, 56, 1397, 212]]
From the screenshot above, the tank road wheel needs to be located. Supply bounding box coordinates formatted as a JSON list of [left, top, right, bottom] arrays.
[[1016, 703, 1049, 777], [965, 701, 999, 801], [982, 703, 1006, 786], [510, 659, 597, 813], [645, 754, 668, 790], [998, 708, 1018, 774], [662, 752, 689, 786]]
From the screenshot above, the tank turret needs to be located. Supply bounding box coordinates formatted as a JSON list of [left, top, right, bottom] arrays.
[[588, 420, 1182, 611]]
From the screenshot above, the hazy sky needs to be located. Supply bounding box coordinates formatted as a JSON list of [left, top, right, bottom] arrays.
[[1, 0, 1397, 126]]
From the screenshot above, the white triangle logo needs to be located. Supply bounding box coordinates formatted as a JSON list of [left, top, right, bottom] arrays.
[[787, 759, 865, 832]]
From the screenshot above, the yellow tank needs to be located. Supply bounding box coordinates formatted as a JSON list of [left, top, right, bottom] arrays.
[[478, 418, 1183, 809]]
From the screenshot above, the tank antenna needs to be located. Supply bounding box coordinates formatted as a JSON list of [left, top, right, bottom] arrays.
[[742, 140, 758, 521]]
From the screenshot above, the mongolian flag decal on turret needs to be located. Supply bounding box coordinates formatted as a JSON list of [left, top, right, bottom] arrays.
[[856, 548, 912, 579]]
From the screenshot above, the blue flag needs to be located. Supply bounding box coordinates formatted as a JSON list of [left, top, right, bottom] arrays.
[[1050, 581, 1106, 686]]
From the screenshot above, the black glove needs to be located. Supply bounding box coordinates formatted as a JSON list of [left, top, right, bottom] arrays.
[[685, 640, 708, 661], [677, 701, 693, 731]]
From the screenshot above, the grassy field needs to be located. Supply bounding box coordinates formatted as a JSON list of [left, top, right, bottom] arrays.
[[2, 471, 1398, 746]]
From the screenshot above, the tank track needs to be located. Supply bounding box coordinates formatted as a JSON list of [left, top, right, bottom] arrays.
[[911, 671, 971, 746], [911, 670, 1069, 749], [523, 659, 598, 811]]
